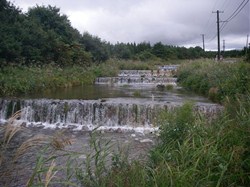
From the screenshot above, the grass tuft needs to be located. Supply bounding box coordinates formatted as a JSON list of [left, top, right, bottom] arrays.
[[44, 159, 57, 187], [50, 131, 73, 150], [3, 110, 22, 144], [14, 134, 51, 161]]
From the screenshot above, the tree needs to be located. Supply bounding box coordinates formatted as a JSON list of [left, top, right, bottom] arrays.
[[27, 5, 80, 43], [0, 0, 23, 64], [22, 5, 90, 66], [135, 42, 151, 54], [152, 42, 167, 59], [81, 32, 109, 62], [135, 50, 156, 61]]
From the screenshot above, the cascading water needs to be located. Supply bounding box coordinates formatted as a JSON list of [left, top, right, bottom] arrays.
[[95, 77, 177, 85], [0, 67, 223, 133], [96, 69, 177, 85], [0, 98, 223, 132]]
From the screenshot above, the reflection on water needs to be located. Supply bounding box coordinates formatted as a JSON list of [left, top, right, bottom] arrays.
[[21, 84, 210, 103]]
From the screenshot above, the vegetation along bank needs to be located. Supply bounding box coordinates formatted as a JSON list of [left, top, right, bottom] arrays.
[[0, 0, 249, 186]]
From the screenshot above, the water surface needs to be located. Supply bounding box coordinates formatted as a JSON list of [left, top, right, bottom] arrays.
[[21, 84, 210, 103]]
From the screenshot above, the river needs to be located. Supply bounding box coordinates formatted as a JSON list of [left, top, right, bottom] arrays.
[[0, 69, 223, 186]]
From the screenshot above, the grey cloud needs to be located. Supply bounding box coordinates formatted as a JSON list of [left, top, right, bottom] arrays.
[[13, 0, 250, 50]]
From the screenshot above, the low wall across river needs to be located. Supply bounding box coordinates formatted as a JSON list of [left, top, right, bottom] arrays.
[[95, 77, 177, 85], [0, 98, 223, 132], [96, 67, 178, 86]]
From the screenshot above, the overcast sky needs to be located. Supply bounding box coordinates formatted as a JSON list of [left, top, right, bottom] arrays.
[[12, 0, 250, 50]]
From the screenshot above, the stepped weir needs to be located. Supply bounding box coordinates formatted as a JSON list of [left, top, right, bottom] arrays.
[[95, 69, 178, 86], [0, 66, 223, 132]]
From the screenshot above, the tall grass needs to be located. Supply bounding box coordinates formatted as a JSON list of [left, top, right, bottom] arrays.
[[0, 111, 22, 167], [114, 59, 184, 70], [149, 100, 249, 186], [177, 60, 250, 102], [97, 100, 248, 187], [0, 65, 97, 96]]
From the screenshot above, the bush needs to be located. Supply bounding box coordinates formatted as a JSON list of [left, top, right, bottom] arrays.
[[91, 60, 119, 77]]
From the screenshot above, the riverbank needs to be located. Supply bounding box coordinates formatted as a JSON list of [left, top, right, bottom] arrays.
[[0, 60, 121, 97], [1, 59, 249, 186], [177, 59, 250, 102], [0, 59, 182, 97], [0, 65, 95, 96]]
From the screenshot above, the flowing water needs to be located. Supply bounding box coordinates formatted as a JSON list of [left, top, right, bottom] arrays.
[[0, 68, 223, 186], [0, 84, 222, 132], [1, 68, 221, 129]]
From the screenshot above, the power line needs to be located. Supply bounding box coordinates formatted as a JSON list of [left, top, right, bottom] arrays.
[[224, 0, 249, 22], [207, 21, 225, 43], [203, 0, 222, 42], [219, 21, 229, 33], [198, 0, 249, 49], [216, 0, 249, 36], [226, 0, 247, 20], [208, 0, 249, 42], [207, 33, 217, 43]]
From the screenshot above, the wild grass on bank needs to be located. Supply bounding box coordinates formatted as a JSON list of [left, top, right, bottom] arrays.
[[149, 100, 249, 186], [177, 60, 250, 102], [97, 100, 249, 187], [0, 65, 97, 96]]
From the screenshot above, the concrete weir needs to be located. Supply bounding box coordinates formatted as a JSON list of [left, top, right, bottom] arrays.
[[95, 77, 177, 85], [95, 68, 178, 86], [0, 98, 223, 133]]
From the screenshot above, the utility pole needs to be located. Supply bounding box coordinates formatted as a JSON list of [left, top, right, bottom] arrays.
[[201, 34, 205, 51], [223, 39, 225, 53], [246, 34, 249, 56], [213, 10, 223, 61]]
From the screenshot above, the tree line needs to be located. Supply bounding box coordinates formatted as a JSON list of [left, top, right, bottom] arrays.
[[0, 0, 248, 68]]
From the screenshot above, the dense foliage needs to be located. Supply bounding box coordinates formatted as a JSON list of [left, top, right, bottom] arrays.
[[0, 1, 92, 67]]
